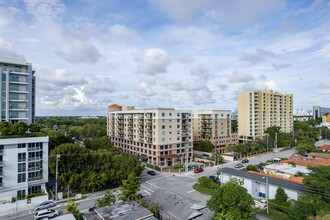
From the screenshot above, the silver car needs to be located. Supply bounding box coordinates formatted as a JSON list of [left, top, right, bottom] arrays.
[[34, 209, 59, 219], [35, 201, 56, 211]]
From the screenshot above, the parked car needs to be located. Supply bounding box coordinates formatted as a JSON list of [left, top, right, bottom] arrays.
[[254, 198, 267, 209], [194, 168, 204, 173], [147, 170, 156, 176], [209, 176, 220, 184], [242, 159, 249, 163], [34, 209, 59, 219], [35, 201, 56, 211], [234, 163, 244, 169]]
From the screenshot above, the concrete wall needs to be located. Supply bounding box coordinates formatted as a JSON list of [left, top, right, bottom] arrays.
[[0, 194, 48, 216]]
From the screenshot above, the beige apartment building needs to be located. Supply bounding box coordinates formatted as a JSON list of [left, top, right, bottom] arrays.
[[107, 104, 193, 167], [238, 90, 293, 142], [192, 110, 238, 153]]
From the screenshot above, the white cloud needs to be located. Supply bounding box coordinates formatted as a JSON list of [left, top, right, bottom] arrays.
[[37, 67, 86, 86], [229, 71, 254, 83], [240, 49, 276, 64], [138, 48, 171, 75], [176, 54, 194, 64], [317, 43, 330, 60], [56, 26, 102, 64], [109, 24, 138, 38], [272, 62, 291, 70], [136, 81, 156, 100]]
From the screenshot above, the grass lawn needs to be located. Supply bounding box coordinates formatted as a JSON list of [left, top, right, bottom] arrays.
[[193, 184, 216, 196]]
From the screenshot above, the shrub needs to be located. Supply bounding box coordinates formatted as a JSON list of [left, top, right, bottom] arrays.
[[198, 176, 218, 189], [246, 165, 258, 172], [146, 164, 154, 169], [11, 197, 16, 203], [173, 165, 184, 169]]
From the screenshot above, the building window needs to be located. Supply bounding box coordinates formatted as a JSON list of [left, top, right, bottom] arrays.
[[177, 113, 180, 117], [162, 138, 165, 142], [17, 190, 26, 198], [18, 163, 26, 172], [18, 153, 26, 162], [162, 125, 165, 129], [28, 185, 41, 194], [18, 144, 26, 148], [169, 113, 172, 116], [162, 113, 165, 117], [18, 173, 26, 183], [162, 119, 165, 123], [162, 131, 165, 135]]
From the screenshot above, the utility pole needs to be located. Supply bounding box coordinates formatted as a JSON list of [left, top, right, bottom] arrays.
[[55, 154, 60, 201], [266, 134, 269, 152], [214, 144, 217, 166], [185, 144, 188, 174], [266, 177, 269, 214], [274, 132, 277, 152], [292, 126, 295, 147]]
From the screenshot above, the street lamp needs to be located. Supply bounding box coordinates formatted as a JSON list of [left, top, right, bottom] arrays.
[[262, 176, 269, 214]]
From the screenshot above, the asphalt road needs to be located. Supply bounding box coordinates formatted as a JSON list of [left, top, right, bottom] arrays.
[[2, 148, 295, 220]]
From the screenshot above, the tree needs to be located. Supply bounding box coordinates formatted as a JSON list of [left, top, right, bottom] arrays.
[[11, 122, 28, 135], [207, 178, 254, 220], [275, 187, 288, 205], [231, 120, 238, 133], [65, 200, 81, 220], [198, 141, 214, 152], [246, 165, 258, 172], [0, 121, 10, 135], [198, 176, 218, 189], [95, 190, 116, 207], [29, 123, 40, 132], [288, 195, 329, 220], [303, 166, 330, 202], [120, 172, 141, 201]]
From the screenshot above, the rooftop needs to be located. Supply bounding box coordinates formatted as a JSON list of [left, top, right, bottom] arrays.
[[307, 152, 330, 159], [147, 188, 214, 220], [264, 164, 310, 175], [83, 201, 157, 220], [281, 155, 330, 167], [0, 56, 28, 66], [320, 145, 330, 150], [247, 171, 304, 184], [221, 167, 305, 192]]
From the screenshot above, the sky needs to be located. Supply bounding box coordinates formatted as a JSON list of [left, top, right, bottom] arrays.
[[0, 0, 329, 116]]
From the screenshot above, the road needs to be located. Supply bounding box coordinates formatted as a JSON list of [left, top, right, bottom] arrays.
[[2, 148, 295, 220]]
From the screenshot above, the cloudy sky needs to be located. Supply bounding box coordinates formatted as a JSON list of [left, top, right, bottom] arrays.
[[0, 0, 329, 116]]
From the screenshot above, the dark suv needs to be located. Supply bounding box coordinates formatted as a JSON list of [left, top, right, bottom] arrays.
[[242, 159, 249, 163]]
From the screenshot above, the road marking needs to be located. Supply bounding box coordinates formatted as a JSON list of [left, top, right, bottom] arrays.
[[187, 192, 208, 201], [145, 181, 159, 189], [141, 185, 154, 193], [143, 190, 151, 196], [187, 190, 195, 193]]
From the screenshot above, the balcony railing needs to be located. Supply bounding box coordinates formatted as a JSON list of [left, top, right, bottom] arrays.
[[28, 156, 42, 161], [28, 146, 42, 151], [28, 176, 42, 181], [28, 166, 41, 171]]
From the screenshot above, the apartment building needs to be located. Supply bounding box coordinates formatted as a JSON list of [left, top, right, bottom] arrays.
[[313, 105, 330, 119], [0, 57, 36, 124], [238, 90, 293, 142], [192, 110, 238, 153], [0, 136, 49, 202], [107, 105, 193, 167]]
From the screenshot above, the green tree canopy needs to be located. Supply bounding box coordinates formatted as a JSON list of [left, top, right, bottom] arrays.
[[198, 176, 218, 189], [29, 123, 40, 132], [207, 178, 254, 220], [275, 187, 288, 204], [95, 190, 116, 208], [246, 165, 258, 172], [65, 200, 81, 220], [303, 166, 330, 202], [120, 172, 141, 201], [0, 121, 10, 135]]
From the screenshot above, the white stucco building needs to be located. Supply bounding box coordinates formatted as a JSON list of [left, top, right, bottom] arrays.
[[220, 167, 305, 201], [0, 136, 49, 203]]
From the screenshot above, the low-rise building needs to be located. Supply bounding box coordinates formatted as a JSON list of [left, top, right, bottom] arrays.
[[0, 136, 49, 202], [83, 201, 157, 220], [220, 167, 305, 200], [192, 110, 238, 153], [263, 164, 310, 179], [281, 155, 330, 168], [307, 152, 330, 159], [320, 145, 330, 152]]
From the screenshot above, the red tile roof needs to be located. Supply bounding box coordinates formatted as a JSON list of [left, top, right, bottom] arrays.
[[281, 155, 330, 167], [109, 104, 121, 107], [320, 145, 330, 150], [247, 171, 304, 184]]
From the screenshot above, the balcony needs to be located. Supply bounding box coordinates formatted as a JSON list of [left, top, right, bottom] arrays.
[[202, 120, 211, 124], [28, 146, 42, 151], [10, 71, 29, 76], [28, 156, 42, 161], [28, 176, 42, 182], [9, 108, 29, 111], [9, 99, 28, 103], [9, 81, 29, 85], [28, 166, 41, 172]]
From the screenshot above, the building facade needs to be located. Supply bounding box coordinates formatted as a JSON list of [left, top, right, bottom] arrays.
[[0, 57, 36, 124], [192, 110, 238, 153], [313, 105, 330, 119], [0, 136, 49, 202], [238, 90, 293, 142], [107, 105, 193, 167]]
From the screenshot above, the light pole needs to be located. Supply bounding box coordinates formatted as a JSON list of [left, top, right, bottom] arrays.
[[55, 154, 60, 201], [214, 144, 217, 167], [262, 176, 269, 214]]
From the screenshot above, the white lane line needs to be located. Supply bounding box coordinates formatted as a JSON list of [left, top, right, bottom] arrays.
[[143, 190, 151, 196], [145, 181, 160, 189], [141, 185, 155, 193], [187, 190, 195, 193]]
